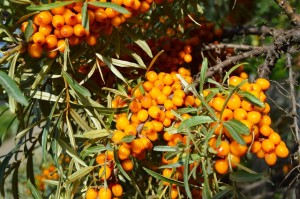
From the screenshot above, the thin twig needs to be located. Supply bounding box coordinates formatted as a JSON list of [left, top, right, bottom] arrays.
[[202, 43, 260, 51], [0, 43, 23, 65], [274, 0, 300, 26], [286, 52, 300, 164]]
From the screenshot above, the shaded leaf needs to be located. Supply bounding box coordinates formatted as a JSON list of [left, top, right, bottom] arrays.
[[238, 91, 265, 108], [0, 70, 29, 106], [212, 187, 233, 199], [223, 120, 246, 145], [143, 167, 184, 187], [229, 171, 263, 183], [62, 71, 91, 97], [27, 179, 42, 199], [121, 135, 136, 143]]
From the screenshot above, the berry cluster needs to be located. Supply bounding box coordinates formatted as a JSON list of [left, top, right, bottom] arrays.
[[21, 0, 153, 58], [35, 164, 59, 191]]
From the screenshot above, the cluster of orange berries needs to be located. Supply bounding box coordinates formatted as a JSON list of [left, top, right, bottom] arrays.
[[85, 183, 124, 199], [208, 73, 289, 174], [21, 0, 153, 58], [35, 164, 59, 191]]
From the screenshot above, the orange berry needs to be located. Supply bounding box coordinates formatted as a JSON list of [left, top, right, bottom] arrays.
[[99, 165, 112, 181], [227, 154, 240, 168], [247, 111, 261, 125], [216, 141, 230, 157], [239, 72, 248, 79], [211, 96, 226, 112], [38, 24, 53, 36], [116, 116, 130, 130], [130, 139, 144, 154], [162, 117, 172, 127], [259, 115, 272, 126], [139, 94, 152, 109], [215, 159, 229, 174], [98, 187, 112, 199], [104, 7, 117, 18], [143, 81, 153, 92], [96, 153, 107, 165], [36, 11, 53, 25], [255, 78, 270, 91], [172, 95, 184, 107], [148, 105, 161, 119], [86, 34, 98, 46], [227, 94, 241, 110], [268, 132, 281, 145], [171, 187, 179, 199], [151, 120, 164, 132], [87, 10, 95, 24], [264, 152, 277, 166], [259, 124, 271, 137], [121, 159, 134, 171], [230, 141, 247, 157], [261, 139, 275, 153], [64, 12, 77, 26], [54, 28, 64, 38], [163, 131, 174, 141], [52, 15, 65, 29], [28, 43, 43, 58], [154, 79, 165, 90], [228, 76, 243, 87], [146, 71, 158, 82], [124, 124, 137, 136], [156, 93, 167, 104], [118, 144, 131, 160], [112, 0, 123, 5], [123, 0, 135, 7], [184, 95, 195, 107], [137, 109, 148, 122], [51, 5, 66, 15], [111, 16, 122, 27], [183, 53, 192, 63], [73, 24, 86, 37], [251, 141, 262, 153], [162, 74, 174, 86], [262, 103, 271, 114], [111, 184, 123, 197], [21, 21, 37, 33], [60, 25, 73, 38], [162, 168, 172, 185], [220, 108, 233, 121], [173, 134, 183, 144], [46, 49, 58, 58], [241, 100, 255, 112], [256, 149, 265, 158], [149, 87, 161, 100], [86, 188, 98, 199], [275, 145, 289, 158], [140, 1, 150, 12], [32, 32, 46, 45], [129, 99, 142, 113], [95, 8, 108, 22]]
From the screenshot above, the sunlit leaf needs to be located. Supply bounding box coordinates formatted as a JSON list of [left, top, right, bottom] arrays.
[[223, 120, 246, 145], [62, 71, 91, 97], [66, 166, 94, 183], [83, 130, 110, 139], [121, 135, 136, 143], [26, 1, 77, 11], [143, 167, 184, 187], [27, 179, 42, 199], [178, 116, 214, 132], [153, 146, 178, 152], [238, 91, 265, 108], [87, 2, 130, 14]]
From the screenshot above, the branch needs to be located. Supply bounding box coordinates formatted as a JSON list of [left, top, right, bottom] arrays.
[[202, 43, 260, 51], [205, 47, 266, 78], [223, 25, 273, 38], [286, 52, 300, 164], [274, 0, 300, 26], [0, 43, 23, 65]]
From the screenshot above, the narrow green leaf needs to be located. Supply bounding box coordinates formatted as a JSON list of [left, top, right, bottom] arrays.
[[62, 71, 91, 97], [113, 147, 132, 181], [223, 120, 246, 145], [143, 167, 184, 187], [122, 27, 153, 58], [224, 119, 250, 135], [0, 70, 29, 106], [12, 165, 19, 199], [109, 57, 146, 69], [212, 187, 233, 199], [183, 151, 192, 199], [81, 2, 89, 31], [66, 166, 94, 183], [8, 51, 19, 113], [96, 53, 129, 85], [80, 145, 106, 158], [238, 91, 265, 107], [199, 58, 208, 93], [87, 2, 130, 14], [201, 160, 212, 199], [70, 109, 92, 132], [27, 179, 42, 199], [83, 130, 110, 139], [26, 1, 77, 11], [229, 171, 262, 183], [178, 116, 214, 132], [24, 20, 34, 42], [31, 58, 54, 89], [153, 146, 178, 152], [222, 63, 248, 84], [121, 135, 136, 143]]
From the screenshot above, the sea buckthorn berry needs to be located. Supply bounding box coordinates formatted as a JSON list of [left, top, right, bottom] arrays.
[[149, 87, 161, 100], [118, 144, 131, 160], [227, 94, 241, 110], [64, 12, 77, 26], [86, 188, 98, 199], [171, 187, 179, 199], [230, 141, 247, 157], [121, 159, 134, 171], [52, 15, 65, 29], [227, 154, 240, 168], [140, 1, 150, 12], [116, 116, 130, 130], [140, 137, 152, 149], [112, 0, 123, 5], [95, 8, 108, 22], [251, 141, 262, 153], [129, 99, 142, 113], [212, 96, 226, 112], [51, 5, 66, 15], [99, 165, 112, 181], [220, 108, 233, 121], [123, 0, 135, 7], [73, 2, 83, 13], [111, 184, 123, 197], [156, 93, 167, 104], [39, 24, 53, 36], [143, 121, 156, 134], [111, 130, 125, 144], [216, 141, 230, 157], [130, 139, 144, 154], [154, 79, 165, 90], [240, 100, 254, 112], [98, 187, 112, 199], [137, 109, 148, 122], [163, 117, 172, 127], [264, 152, 277, 166], [172, 95, 184, 107], [147, 131, 158, 141], [111, 16, 122, 27], [143, 81, 153, 92], [172, 82, 182, 91], [28, 43, 43, 58], [151, 120, 164, 132], [32, 32, 46, 45], [247, 111, 262, 125], [86, 34, 98, 46], [60, 25, 73, 38], [184, 95, 195, 106], [47, 49, 58, 58], [263, 103, 271, 114], [255, 78, 270, 91], [96, 153, 107, 165], [215, 159, 229, 174], [148, 105, 161, 119], [162, 74, 174, 86], [184, 53, 192, 63], [275, 145, 289, 158], [259, 124, 271, 137], [261, 139, 275, 153], [105, 7, 117, 18], [37, 11, 53, 25], [106, 150, 114, 160], [240, 72, 248, 79], [164, 99, 174, 111], [73, 24, 86, 37], [174, 89, 186, 99], [229, 76, 243, 87], [172, 134, 183, 144], [140, 95, 152, 109], [87, 10, 95, 24], [163, 131, 174, 141], [268, 132, 281, 145], [256, 149, 265, 158], [259, 115, 272, 126], [162, 168, 172, 185], [146, 71, 158, 82], [124, 124, 137, 136]]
